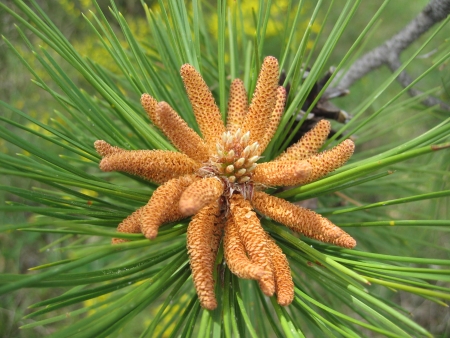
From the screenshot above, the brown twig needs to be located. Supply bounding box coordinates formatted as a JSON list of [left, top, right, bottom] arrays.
[[332, 0, 450, 110]]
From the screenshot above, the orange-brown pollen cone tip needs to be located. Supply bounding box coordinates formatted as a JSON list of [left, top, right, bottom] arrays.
[[224, 218, 266, 280], [96, 56, 356, 309], [179, 177, 224, 216], [187, 201, 223, 310]]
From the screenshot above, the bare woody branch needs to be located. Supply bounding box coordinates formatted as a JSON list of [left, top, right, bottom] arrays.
[[333, 0, 450, 110]]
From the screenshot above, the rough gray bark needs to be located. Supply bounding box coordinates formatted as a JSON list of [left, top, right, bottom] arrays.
[[333, 0, 450, 110]]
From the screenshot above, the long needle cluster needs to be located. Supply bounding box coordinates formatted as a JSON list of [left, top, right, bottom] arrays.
[[95, 56, 356, 310]]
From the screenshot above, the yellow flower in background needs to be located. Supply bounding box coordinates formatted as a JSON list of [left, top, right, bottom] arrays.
[[57, 0, 79, 19], [209, 0, 321, 43]]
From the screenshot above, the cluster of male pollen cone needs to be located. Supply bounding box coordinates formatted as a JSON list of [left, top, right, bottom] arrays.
[[94, 56, 356, 310]]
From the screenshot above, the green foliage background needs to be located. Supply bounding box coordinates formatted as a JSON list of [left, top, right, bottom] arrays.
[[0, 0, 449, 337]]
